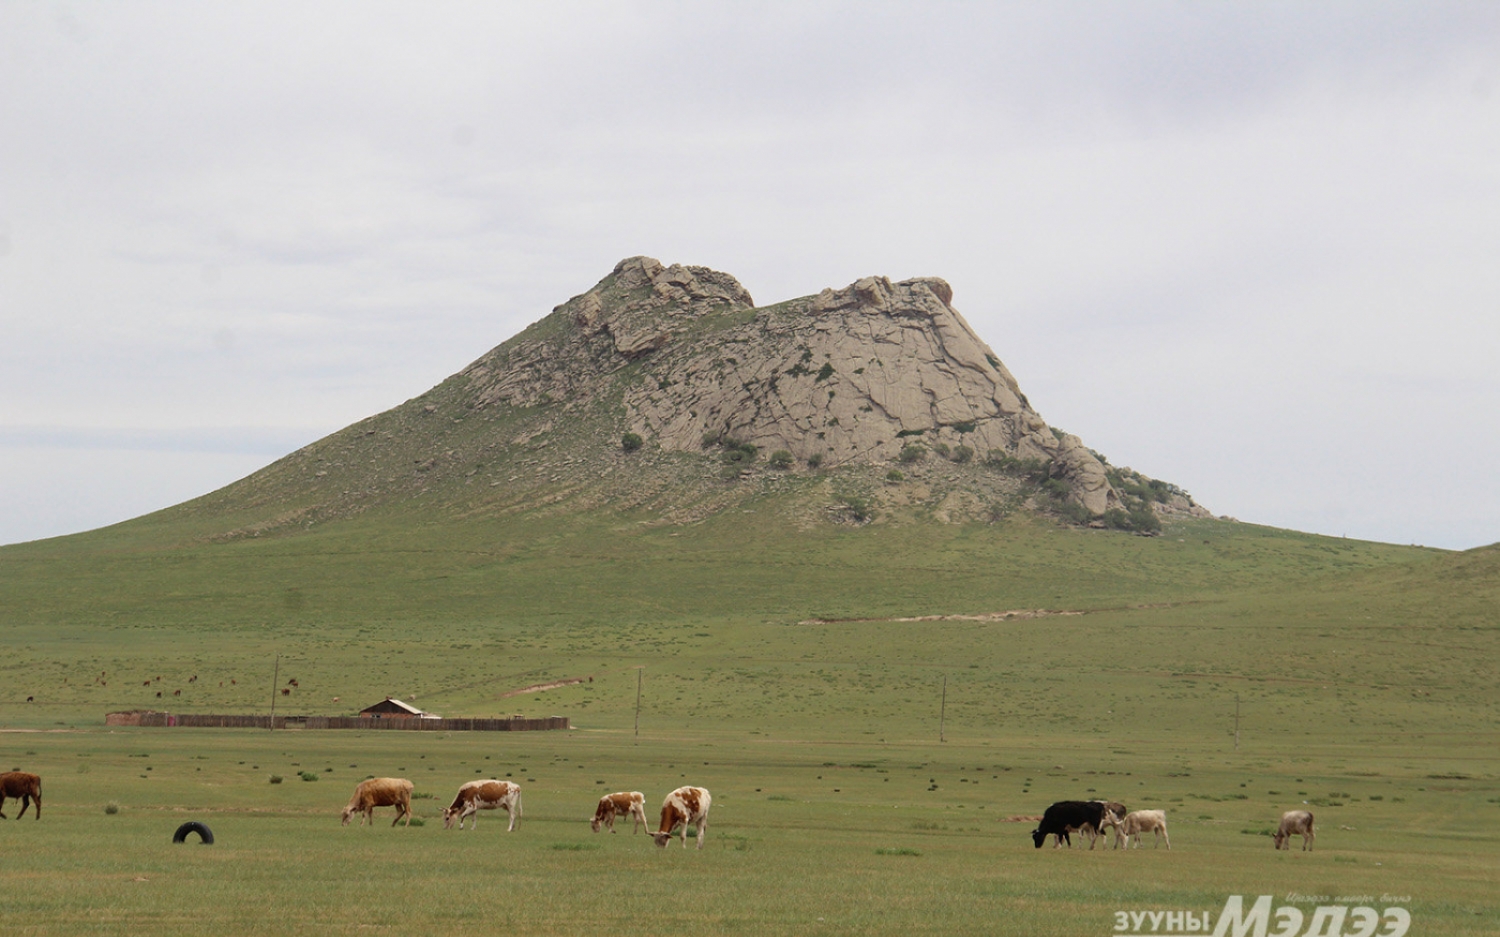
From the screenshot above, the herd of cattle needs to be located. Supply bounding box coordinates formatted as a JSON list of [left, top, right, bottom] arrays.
[[339, 776, 714, 848], [3, 768, 1317, 852], [1031, 799, 1315, 851]]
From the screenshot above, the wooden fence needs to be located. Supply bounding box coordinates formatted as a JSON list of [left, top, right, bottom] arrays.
[[106, 711, 569, 731]]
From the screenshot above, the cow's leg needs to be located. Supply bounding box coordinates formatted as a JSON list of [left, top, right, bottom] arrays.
[[696, 817, 707, 849], [1160, 828, 1170, 849]]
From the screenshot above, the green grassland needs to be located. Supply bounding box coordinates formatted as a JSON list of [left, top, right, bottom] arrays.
[[2, 505, 1498, 934]]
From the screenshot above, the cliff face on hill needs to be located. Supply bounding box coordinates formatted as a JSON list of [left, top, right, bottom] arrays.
[[463, 256, 1118, 513], [178, 256, 1206, 539]]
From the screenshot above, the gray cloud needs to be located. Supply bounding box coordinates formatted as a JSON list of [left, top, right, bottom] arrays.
[[2, 2, 1497, 548]]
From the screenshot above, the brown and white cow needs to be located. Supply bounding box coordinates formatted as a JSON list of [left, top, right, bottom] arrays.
[[0, 772, 41, 820], [652, 786, 711, 849], [443, 779, 522, 831], [1274, 810, 1315, 851], [341, 777, 413, 827], [592, 791, 647, 834], [1094, 801, 1129, 849]]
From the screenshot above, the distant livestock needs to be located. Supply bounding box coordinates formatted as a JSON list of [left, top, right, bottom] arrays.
[[1117, 809, 1171, 849], [442, 779, 521, 831], [592, 791, 647, 834], [1274, 810, 1315, 851], [1032, 800, 1108, 849], [341, 777, 413, 827], [653, 786, 711, 849], [0, 772, 41, 820]]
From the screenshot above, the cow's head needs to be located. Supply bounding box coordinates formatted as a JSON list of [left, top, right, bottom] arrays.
[[1272, 830, 1286, 850], [590, 816, 603, 833], [340, 806, 357, 826], [1031, 828, 1046, 849], [442, 807, 459, 830], [652, 831, 674, 848]]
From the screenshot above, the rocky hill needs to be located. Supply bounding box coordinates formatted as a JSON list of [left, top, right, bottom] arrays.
[[176, 256, 1206, 539]]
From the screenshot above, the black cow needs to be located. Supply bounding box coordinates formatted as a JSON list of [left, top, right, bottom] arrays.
[[1032, 800, 1107, 849]]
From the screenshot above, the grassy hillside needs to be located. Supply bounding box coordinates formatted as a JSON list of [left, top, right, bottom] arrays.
[[0, 504, 1459, 730], [2, 499, 1497, 933]]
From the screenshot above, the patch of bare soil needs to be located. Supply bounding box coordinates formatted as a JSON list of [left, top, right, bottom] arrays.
[[799, 609, 1085, 625], [501, 677, 590, 697]]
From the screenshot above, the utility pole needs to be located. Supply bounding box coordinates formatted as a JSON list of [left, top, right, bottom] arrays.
[[939, 674, 947, 743], [270, 653, 280, 731], [634, 668, 643, 739], [1230, 689, 1242, 749]]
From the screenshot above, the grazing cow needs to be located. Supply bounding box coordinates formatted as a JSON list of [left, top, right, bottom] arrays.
[[0, 772, 41, 820], [1031, 800, 1108, 849], [1094, 801, 1129, 848], [341, 777, 413, 827], [652, 786, 711, 849], [592, 791, 648, 834], [442, 779, 521, 831], [1117, 809, 1171, 849], [1274, 810, 1315, 851]]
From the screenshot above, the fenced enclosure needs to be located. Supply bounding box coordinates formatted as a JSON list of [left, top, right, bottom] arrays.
[[106, 711, 569, 731]]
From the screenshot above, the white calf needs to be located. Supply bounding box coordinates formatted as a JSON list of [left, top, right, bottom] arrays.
[[1118, 809, 1170, 849], [1273, 810, 1314, 851]]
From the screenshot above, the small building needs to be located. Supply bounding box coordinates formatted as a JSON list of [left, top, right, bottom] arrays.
[[359, 697, 439, 720]]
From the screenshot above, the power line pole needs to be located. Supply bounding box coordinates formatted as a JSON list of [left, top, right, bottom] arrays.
[[269, 653, 280, 731], [634, 668, 643, 739], [939, 674, 947, 743]]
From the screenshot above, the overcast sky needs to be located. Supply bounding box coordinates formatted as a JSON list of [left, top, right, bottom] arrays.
[[2, 2, 1497, 550]]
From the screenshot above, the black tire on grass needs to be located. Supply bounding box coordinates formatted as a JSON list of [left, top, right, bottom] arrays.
[[172, 821, 214, 844]]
